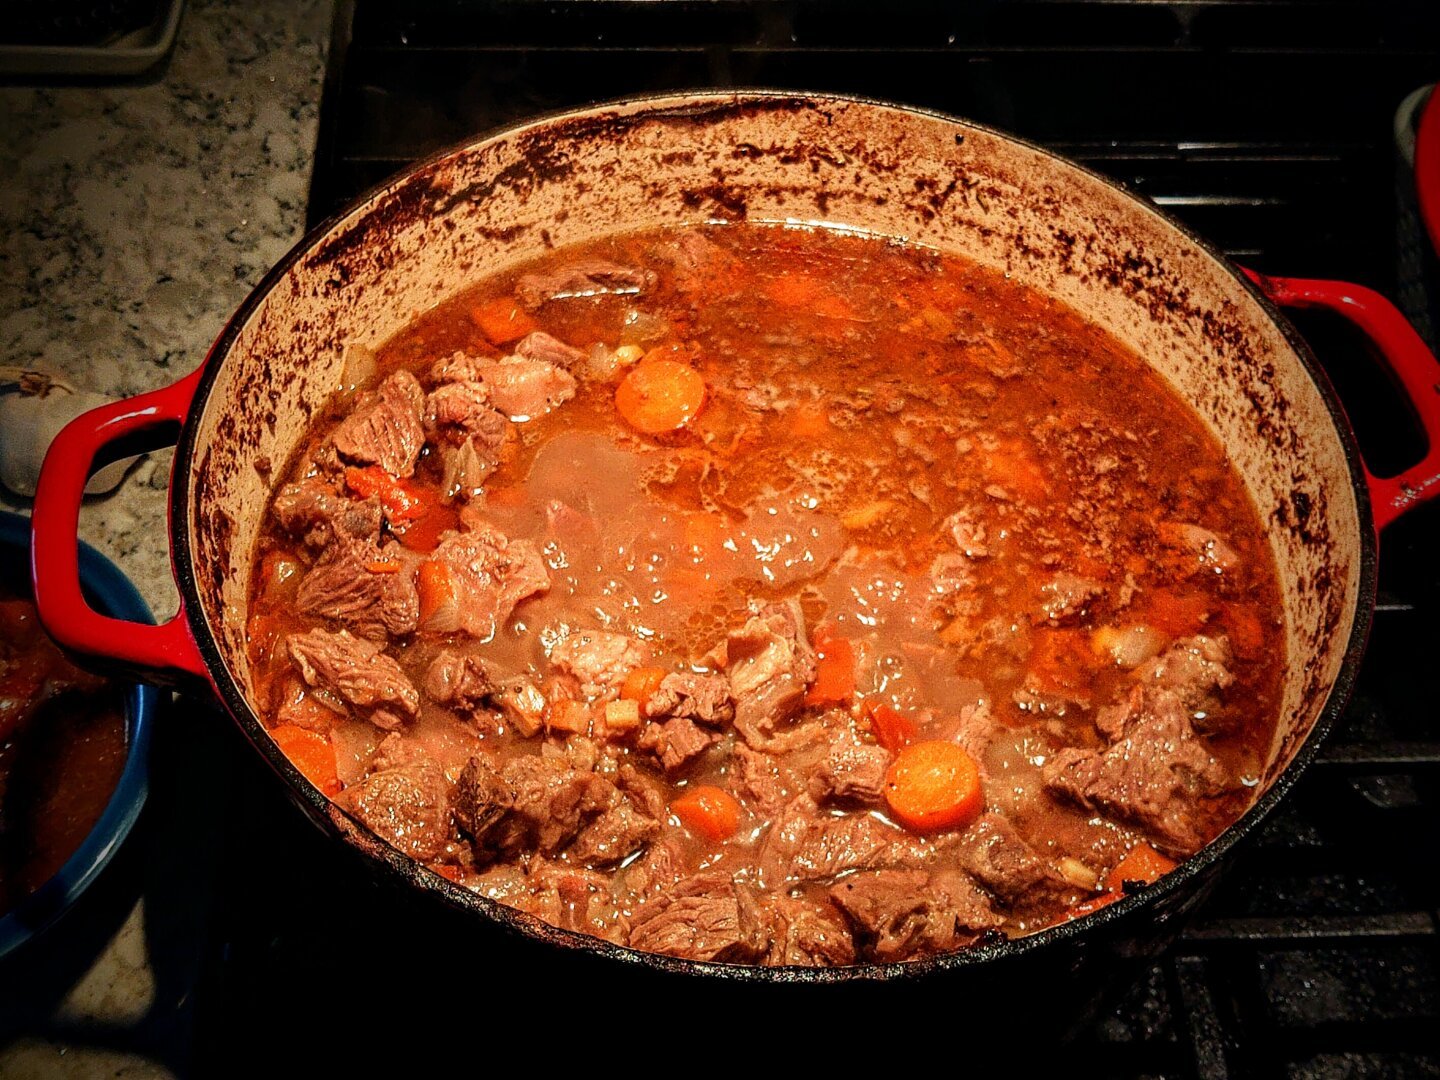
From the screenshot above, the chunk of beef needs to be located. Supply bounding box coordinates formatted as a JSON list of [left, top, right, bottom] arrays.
[[476, 857, 627, 943], [515, 258, 657, 308], [452, 753, 515, 852], [955, 813, 1052, 904], [549, 630, 649, 701], [499, 754, 613, 853], [729, 743, 794, 814], [336, 734, 450, 860], [759, 795, 928, 887], [424, 380, 510, 460], [636, 716, 720, 774], [295, 536, 419, 640], [485, 753, 655, 866], [724, 601, 817, 743], [622, 837, 686, 898], [331, 370, 426, 478], [829, 868, 1003, 962], [430, 351, 488, 384], [809, 722, 890, 806], [287, 628, 419, 729], [431, 524, 549, 639], [650, 230, 740, 294], [757, 894, 857, 967], [1035, 572, 1104, 625], [1043, 684, 1230, 855], [468, 356, 577, 420], [514, 330, 587, 369], [1158, 522, 1240, 574], [953, 699, 1001, 761], [1132, 634, 1234, 724], [645, 672, 735, 727], [627, 873, 765, 963], [567, 776, 661, 867], [423, 650, 495, 710], [271, 476, 381, 549]]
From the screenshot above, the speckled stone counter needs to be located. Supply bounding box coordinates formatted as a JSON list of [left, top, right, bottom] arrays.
[[0, 2, 331, 1073]]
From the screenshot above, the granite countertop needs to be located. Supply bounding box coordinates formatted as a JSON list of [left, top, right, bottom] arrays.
[[0, 1, 332, 1073]]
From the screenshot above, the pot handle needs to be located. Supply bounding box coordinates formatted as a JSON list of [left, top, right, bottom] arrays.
[[1243, 269, 1440, 531], [31, 369, 208, 686]]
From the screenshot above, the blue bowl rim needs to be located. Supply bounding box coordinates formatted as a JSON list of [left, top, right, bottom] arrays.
[[0, 510, 159, 962]]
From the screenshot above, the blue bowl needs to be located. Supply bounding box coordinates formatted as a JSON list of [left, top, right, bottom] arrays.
[[0, 510, 158, 961]]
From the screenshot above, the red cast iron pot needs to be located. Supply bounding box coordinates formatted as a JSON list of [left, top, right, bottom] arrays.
[[27, 92, 1440, 1020]]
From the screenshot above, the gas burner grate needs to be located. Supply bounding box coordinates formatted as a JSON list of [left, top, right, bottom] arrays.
[[194, 3, 1440, 1076]]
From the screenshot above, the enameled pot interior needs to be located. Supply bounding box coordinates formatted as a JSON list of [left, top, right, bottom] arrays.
[[176, 92, 1367, 949]]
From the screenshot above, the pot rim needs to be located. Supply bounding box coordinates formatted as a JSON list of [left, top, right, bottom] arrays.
[[170, 88, 1379, 983]]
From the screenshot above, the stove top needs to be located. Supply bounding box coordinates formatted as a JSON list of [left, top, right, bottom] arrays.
[[196, 3, 1440, 1075]]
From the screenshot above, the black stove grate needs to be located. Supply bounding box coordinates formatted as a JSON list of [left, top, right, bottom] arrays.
[[197, 3, 1440, 1075]]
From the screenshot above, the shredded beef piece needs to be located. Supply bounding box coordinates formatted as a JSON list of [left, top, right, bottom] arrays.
[[550, 630, 650, 701], [295, 536, 419, 640], [271, 476, 381, 548], [1157, 522, 1240, 574], [757, 894, 857, 966], [287, 628, 419, 729], [955, 813, 1053, 904], [423, 650, 496, 709], [515, 259, 657, 308], [809, 722, 890, 805], [331, 370, 426, 478], [1035, 572, 1104, 625], [627, 873, 765, 963], [730, 743, 794, 814], [829, 868, 1003, 962], [514, 330, 587, 368], [637, 716, 720, 774], [1043, 683, 1230, 855], [645, 671, 735, 727], [1133, 634, 1234, 726], [759, 795, 927, 887], [724, 600, 817, 743], [336, 734, 451, 860], [431, 524, 549, 639]]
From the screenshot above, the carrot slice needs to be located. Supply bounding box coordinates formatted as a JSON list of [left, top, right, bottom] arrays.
[[615, 358, 707, 434], [671, 785, 742, 842], [416, 559, 459, 631], [269, 724, 341, 797], [621, 666, 669, 707], [863, 699, 919, 753], [1105, 843, 1177, 893], [883, 740, 984, 834], [344, 466, 425, 521], [471, 296, 539, 345], [805, 628, 856, 706]]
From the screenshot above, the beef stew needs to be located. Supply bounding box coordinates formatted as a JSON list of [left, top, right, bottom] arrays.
[[246, 222, 1285, 966]]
